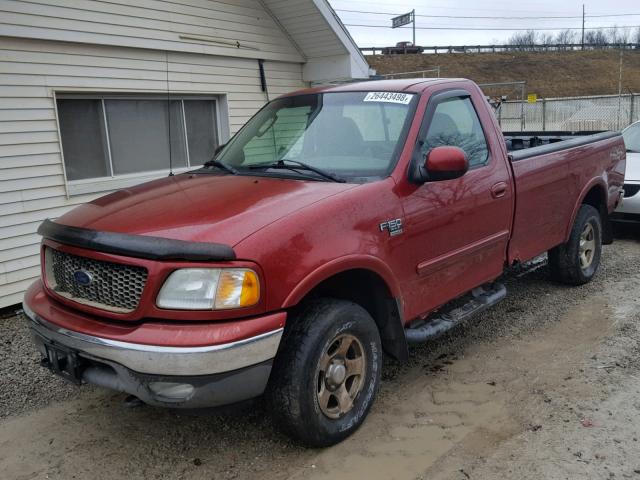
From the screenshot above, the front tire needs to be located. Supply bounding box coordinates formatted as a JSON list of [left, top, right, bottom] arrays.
[[548, 204, 602, 285], [267, 298, 382, 447]]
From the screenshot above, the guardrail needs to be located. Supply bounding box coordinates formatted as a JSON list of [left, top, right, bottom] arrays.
[[361, 42, 640, 55], [379, 67, 441, 78]]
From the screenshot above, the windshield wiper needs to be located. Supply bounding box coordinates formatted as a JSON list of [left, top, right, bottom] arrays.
[[202, 159, 239, 175], [248, 159, 346, 183]]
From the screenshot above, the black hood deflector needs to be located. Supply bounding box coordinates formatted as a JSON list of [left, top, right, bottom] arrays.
[[38, 219, 236, 262]]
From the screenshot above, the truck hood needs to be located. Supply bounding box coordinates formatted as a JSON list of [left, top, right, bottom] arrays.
[[57, 173, 358, 247], [626, 152, 640, 181]]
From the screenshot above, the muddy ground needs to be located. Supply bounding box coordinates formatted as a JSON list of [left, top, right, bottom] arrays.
[[1, 225, 639, 480]]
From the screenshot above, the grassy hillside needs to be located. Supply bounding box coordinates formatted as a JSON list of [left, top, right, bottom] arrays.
[[367, 50, 640, 98]]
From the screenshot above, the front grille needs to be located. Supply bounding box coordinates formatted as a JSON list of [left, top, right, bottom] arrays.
[[623, 184, 640, 198], [44, 247, 148, 313]]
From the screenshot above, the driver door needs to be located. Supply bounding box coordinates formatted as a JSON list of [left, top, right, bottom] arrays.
[[398, 89, 513, 320]]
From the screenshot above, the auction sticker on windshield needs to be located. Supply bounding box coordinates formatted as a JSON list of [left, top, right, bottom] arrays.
[[363, 92, 413, 104]]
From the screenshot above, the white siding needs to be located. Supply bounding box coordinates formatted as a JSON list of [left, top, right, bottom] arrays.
[[263, 0, 346, 58], [0, 0, 304, 62], [262, 0, 370, 82], [0, 36, 306, 308]]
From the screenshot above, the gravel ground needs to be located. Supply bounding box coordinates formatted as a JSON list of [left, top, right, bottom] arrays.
[[0, 224, 639, 479], [0, 307, 85, 418]]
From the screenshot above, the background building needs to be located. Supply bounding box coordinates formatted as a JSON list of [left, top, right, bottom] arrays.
[[0, 0, 371, 308]]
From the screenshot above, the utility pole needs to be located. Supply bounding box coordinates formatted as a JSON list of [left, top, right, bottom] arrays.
[[617, 49, 623, 130], [581, 4, 585, 50], [412, 9, 416, 46]]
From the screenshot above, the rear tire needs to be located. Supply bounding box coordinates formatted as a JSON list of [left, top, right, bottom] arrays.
[[267, 298, 382, 447], [548, 204, 602, 285]]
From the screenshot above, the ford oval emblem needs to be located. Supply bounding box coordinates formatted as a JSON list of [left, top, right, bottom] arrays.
[[72, 270, 93, 286]]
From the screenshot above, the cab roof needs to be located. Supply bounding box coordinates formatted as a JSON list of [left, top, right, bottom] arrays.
[[280, 78, 472, 97]]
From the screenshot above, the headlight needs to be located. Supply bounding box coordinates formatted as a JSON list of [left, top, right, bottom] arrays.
[[156, 268, 260, 310]]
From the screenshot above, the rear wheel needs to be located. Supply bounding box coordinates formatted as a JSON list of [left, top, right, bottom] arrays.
[[548, 204, 602, 285], [267, 298, 382, 447]]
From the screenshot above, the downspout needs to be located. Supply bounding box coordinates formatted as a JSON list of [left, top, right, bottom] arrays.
[[258, 59, 269, 102]]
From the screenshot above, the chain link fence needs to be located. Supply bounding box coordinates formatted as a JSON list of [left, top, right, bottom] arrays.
[[497, 94, 640, 132]]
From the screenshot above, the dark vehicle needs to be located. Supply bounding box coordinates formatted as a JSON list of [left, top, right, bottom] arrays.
[[381, 41, 424, 54]]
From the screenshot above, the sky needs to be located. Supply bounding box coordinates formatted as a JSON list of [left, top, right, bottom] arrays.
[[327, 0, 640, 47]]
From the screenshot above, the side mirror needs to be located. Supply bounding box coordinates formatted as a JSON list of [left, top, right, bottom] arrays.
[[423, 146, 469, 182]]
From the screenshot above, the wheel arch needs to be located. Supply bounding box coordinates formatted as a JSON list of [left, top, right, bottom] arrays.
[[282, 256, 408, 361], [566, 180, 612, 245]]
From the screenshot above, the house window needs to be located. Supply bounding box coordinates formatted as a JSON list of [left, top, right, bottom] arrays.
[[57, 96, 219, 182]]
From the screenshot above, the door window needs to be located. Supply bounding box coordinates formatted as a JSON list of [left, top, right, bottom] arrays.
[[421, 97, 489, 168]]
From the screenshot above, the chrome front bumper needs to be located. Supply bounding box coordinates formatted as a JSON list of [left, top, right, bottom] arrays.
[[23, 302, 284, 407], [23, 301, 283, 377]]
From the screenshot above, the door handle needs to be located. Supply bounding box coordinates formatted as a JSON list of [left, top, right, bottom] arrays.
[[490, 182, 508, 199]]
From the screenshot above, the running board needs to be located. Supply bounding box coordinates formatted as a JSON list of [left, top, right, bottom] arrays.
[[405, 282, 507, 344]]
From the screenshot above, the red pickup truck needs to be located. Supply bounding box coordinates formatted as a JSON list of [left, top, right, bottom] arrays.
[[23, 79, 625, 447]]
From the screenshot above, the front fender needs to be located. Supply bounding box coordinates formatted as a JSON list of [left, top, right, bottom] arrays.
[[281, 254, 403, 309]]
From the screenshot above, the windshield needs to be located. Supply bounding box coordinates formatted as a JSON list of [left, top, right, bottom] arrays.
[[623, 122, 640, 153], [215, 91, 417, 182]]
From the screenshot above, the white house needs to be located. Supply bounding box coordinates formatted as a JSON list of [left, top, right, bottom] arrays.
[[0, 0, 371, 308]]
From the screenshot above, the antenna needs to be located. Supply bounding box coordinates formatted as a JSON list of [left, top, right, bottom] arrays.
[[166, 50, 174, 176]]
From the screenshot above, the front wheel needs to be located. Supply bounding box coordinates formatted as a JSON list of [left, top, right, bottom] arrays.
[[548, 204, 602, 285], [267, 298, 382, 447]]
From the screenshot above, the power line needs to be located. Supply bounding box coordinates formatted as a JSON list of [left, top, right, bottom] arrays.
[[331, 0, 577, 15], [335, 8, 640, 20], [343, 23, 640, 31]]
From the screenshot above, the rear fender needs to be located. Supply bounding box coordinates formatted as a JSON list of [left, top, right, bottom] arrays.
[[565, 178, 610, 244]]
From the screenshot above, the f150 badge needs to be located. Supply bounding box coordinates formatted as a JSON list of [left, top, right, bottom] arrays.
[[379, 218, 403, 237]]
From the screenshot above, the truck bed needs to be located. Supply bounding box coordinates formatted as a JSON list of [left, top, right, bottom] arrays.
[[504, 131, 618, 158], [505, 130, 624, 264]]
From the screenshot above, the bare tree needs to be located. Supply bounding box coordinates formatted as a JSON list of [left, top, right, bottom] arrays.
[[555, 29, 577, 48], [540, 33, 555, 46], [506, 30, 538, 51], [501, 26, 633, 52], [609, 26, 631, 44], [584, 29, 608, 46], [635, 27, 640, 44]]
